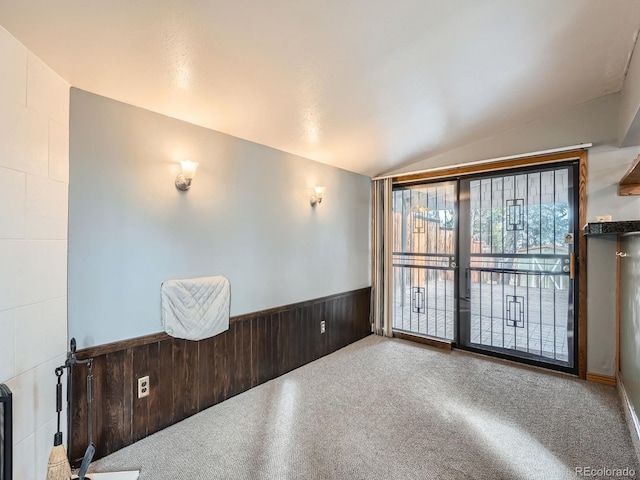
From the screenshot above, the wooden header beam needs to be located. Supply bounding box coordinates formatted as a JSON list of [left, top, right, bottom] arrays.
[[619, 154, 640, 196], [392, 149, 585, 184]]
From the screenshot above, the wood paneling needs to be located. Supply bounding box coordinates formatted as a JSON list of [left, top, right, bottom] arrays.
[[70, 287, 371, 465], [131, 345, 148, 443], [146, 342, 160, 435]]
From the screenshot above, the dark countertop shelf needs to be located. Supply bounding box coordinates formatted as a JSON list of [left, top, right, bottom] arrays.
[[583, 221, 640, 236]]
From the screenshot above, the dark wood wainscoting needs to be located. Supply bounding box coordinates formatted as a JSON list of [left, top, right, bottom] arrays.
[[70, 287, 372, 464]]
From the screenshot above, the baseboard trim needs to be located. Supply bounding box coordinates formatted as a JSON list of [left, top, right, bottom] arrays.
[[617, 374, 640, 465], [586, 372, 617, 387], [392, 332, 452, 350]]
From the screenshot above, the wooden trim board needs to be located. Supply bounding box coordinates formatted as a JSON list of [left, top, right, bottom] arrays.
[[578, 151, 588, 379], [586, 372, 617, 387], [393, 149, 585, 184], [393, 331, 453, 350], [76, 287, 372, 359]]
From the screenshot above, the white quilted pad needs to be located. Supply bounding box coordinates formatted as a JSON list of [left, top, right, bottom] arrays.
[[161, 276, 230, 341]]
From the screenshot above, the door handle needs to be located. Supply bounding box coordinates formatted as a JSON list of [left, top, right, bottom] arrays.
[[465, 267, 471, 299], [569, 252, 575, 279]]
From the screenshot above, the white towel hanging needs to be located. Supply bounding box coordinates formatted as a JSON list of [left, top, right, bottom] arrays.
[[161, 276, 230, 341]]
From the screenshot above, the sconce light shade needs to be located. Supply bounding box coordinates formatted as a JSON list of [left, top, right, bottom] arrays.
[[176, 160, 199, 191], [310, 186, 324, 207]]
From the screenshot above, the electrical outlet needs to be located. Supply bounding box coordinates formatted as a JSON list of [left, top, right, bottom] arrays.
[[320, 320, 326, 334], [138, 376, 150, 399], [594, 215, 612, 222]]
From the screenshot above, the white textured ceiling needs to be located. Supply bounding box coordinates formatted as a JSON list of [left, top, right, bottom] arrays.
[[1, 1, 639, 176]]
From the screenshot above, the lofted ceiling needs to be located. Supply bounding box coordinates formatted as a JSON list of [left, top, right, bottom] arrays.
[[1, 1, 639, 177]]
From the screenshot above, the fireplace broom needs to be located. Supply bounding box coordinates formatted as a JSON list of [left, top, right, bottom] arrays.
[[46, 367, 71, 480]]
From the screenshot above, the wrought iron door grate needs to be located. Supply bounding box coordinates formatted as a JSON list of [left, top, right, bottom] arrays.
[[467, 167, 573, 367], [391, 182, 456, 341], [411, 287, 425, 313], [505, 295, 525, 328], [506, 198, 525, 231]]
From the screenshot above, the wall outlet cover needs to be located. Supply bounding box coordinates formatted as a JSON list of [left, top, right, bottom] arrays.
[[320, 320, 326, 334], [138, 376, 149, 399]]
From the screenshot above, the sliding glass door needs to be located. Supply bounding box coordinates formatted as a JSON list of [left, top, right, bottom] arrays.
[[458, 166, 577, 370], [391, 163, 578, 372], [391, 182, 456, 341]]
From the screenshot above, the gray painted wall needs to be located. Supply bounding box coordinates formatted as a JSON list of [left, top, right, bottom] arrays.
[[587, 145, 640, 375], [620, 234, 640, 415], [386, 93, 620, 176], [69, 89, 371, 348]]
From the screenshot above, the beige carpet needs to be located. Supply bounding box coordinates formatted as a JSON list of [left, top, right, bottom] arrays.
[[90, 335, 639, 479]]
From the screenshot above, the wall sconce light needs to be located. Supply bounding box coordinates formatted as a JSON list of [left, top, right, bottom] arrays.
[[310, 186, 324, 207], [175, 160, 199, 191]]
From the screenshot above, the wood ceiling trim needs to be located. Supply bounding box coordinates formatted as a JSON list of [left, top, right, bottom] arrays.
[[392, 150, 586, 184]]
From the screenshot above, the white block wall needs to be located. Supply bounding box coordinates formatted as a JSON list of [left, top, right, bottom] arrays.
[[0, 26, 70, 479]]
